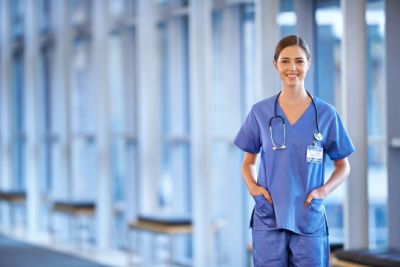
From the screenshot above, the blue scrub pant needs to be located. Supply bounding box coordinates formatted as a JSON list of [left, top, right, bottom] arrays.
[[252, 229, 330, 267]]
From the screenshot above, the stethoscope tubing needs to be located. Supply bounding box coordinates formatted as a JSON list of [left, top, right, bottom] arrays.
[[270, 91, 319, 132], [269, 91, 322, 149]]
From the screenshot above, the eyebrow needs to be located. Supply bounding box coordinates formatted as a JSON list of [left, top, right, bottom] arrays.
[[280, 57, 306, 60]]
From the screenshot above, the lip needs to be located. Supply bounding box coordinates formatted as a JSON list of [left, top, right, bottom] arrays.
[[285, 73, 299, 79]]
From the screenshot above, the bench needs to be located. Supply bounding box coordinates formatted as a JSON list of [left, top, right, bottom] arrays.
[[50, 200, 95, 248], [128, 215, 192, 266], [0, 190, 26, 230], [333, 247, 400, 267]]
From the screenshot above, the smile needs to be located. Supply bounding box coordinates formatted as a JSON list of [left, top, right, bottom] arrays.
[[286, 74, 299, 79]]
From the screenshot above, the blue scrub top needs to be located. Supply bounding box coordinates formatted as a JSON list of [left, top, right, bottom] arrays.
[[234, 94, 355, 236]]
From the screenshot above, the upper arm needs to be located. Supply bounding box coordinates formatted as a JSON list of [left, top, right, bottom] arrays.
[[234, 107, 261, 154], [325, 112, 355, 160], [242, 152, 257, 166], [333, 157, 350, 174], [333, 157, 349, 167]]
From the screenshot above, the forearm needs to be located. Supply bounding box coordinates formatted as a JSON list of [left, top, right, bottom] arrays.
[[321, 158, 350, 197], [241, 162, 258, 192], [241, 153, 272, 202]]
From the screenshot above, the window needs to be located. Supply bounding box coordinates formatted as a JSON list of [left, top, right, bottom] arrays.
[[69, 0, 95, 200], [211, 3, 254, 265], [158, 17, 190, 216], [38, 0, 54, 231], [108, 4, 139, 247], [38, 0, 53, 196], [315, 0, 344, 245], [11, 51, 25, 190], [39, 0, 51, 33], [70, 0, 91, 26], [70, 37, 96, 199], [10, 0, 25, 190], [10, 0, 24, 39], [279, 0, 296, 37], [366, 0, 386, 247], [156, 6, 191, 261]]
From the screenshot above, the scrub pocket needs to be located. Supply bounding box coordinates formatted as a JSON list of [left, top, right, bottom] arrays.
[[252, 194, 276, 230], [297, 198, 325, 234]]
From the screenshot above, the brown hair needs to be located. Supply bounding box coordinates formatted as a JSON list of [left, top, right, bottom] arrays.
[[273, 35, 311, 61]]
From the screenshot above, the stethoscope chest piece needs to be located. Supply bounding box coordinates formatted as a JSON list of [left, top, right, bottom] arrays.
[[270, 91, 322, 151]]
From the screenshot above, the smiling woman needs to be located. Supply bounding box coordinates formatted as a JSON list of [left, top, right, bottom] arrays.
[[234, 35, 355, 267]]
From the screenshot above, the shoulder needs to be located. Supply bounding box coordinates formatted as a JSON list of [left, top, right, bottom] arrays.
[[314, 96, 337, 117], [252, 95, 276, 114]]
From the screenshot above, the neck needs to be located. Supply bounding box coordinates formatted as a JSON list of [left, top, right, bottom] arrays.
[[280, 86, 308, 104]]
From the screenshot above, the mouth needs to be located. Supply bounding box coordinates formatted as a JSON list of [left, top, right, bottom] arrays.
[[286, 73, 299, 80]]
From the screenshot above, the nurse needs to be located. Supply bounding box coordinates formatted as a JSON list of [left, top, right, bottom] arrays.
[[234, 35, 355, 267]]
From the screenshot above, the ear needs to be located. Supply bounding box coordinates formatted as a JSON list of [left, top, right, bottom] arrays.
[[273, 59, 277, 70]]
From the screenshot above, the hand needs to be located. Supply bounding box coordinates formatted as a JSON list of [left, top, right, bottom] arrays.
[[304, 187, 327, 206], [249, 185, 272, 204]]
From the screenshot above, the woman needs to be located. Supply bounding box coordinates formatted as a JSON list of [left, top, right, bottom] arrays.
[[234, 35, 355, 266]]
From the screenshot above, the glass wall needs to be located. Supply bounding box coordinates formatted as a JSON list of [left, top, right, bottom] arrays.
[[70, 0, 96, 200], [108, 0, 138, 249], [11, 0, 25, 191], [158, 17, 191, 216], [38, 0, 54, 231], [0, 0, 392, 265], [315, 0, 344, 245], [314, 0, 387, 247], [156, 0, 191, 261], [366, 0, 386, 247]]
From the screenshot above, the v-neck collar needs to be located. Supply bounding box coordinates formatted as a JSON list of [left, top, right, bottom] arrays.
[[277, 97, 313, 127]]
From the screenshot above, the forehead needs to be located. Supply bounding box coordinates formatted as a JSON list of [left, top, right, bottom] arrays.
[[278, 45, 307, 58]]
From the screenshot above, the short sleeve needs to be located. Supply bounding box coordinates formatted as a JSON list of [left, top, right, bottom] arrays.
[[324, 112, 355, 160], [234, 107, 261, 154]]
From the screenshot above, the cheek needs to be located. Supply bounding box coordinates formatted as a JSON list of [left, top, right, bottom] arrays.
[[299, 67, 308, 75]]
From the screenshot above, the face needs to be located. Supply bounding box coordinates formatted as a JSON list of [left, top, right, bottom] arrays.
[[273, 45, 310, 87]]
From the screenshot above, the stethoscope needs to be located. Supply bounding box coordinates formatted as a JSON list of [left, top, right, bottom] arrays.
[[269, 91, 323, 150]]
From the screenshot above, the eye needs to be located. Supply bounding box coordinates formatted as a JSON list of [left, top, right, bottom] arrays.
[[280, 59, 289, 64], [296, 59, 305, 64]]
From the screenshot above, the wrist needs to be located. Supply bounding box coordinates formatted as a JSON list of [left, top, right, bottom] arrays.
[[248, 183, 258, 195], [319, 186, 329, 198]]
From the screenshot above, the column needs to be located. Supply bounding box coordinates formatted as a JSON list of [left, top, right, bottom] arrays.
[[341, 0, 369, 249], [122, 15, 139, 227], [137, 0, 161, 214], [0, 0, 13, 228], [294, 0, 317, 94], [189, 0, 214, 266], [255, 0, 280, 99], [51, 0, 72, 200], [385, 0, 400, 249], [167, 16, 187, 213], [0, 0, 13, 191], [221, 6, 246, 266], [92, 0, 113, 250], [24, 0, 41, 234]]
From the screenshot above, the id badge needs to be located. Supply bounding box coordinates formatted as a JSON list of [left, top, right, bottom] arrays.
[[306, 145, 323, 164]]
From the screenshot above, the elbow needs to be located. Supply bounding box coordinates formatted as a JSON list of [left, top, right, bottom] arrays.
[[241, 152, 257, 175], [241, 161, 250, 176], [345, 162, 351, 178], [343, 159, 351, 178], [334, 158, 351, 178]]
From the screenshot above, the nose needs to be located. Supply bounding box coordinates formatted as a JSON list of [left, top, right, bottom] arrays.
[[288, 62, 296, 71]]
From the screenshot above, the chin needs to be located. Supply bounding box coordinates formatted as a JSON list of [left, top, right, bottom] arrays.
[[284, 80, 299, 86]]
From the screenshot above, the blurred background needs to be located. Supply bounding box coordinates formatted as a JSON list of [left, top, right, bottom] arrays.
[[0, 0, 399, 266]]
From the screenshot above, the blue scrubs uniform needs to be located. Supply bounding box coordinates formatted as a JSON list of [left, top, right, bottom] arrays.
[[234, 94, 355, 267]]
